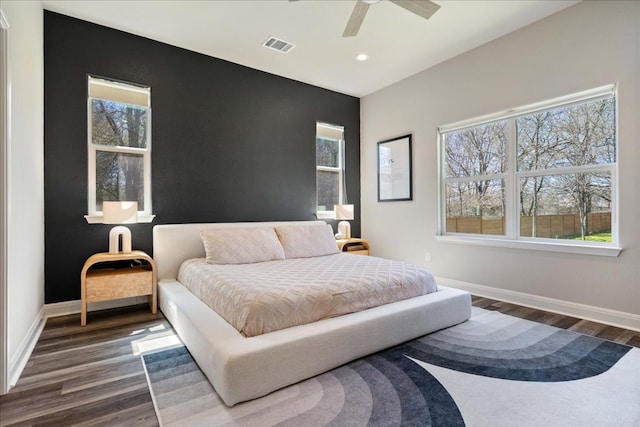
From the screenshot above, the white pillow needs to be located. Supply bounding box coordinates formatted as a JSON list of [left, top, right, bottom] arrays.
[[275, 223, 340, 259], [200, 227, 285, 264]]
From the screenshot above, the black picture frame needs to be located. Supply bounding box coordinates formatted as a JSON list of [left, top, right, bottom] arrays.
[[377, 134, 413, 202]]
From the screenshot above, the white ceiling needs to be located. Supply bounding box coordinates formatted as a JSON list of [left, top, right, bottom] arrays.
[[42, 0, 580, 97]]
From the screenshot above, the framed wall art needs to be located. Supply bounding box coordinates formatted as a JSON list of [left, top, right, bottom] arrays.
[[377, 134, 412, 202]]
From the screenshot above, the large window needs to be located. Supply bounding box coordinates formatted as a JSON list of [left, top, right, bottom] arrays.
[[316, 122, 344, 219], [86, 76, 153, 223], [439, 86, 619, 255]]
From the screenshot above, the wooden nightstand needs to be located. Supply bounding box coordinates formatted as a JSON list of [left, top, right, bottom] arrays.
[[337, 238, 370, 255], [80, 250, 157, 326]]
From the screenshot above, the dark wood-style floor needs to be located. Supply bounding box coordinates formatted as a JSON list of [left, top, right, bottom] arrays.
[[472, 296, 640, 347], [0, 308, 166, 427], [1, 297, 638, 426]]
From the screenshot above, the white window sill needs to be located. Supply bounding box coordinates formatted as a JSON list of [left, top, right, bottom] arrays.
[[436, 234, 622, 257], [84, 214, 156, 224]]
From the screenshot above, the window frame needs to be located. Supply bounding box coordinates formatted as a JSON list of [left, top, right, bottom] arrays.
[[316, 122, 345, 220], [437, 85, 621, 257], [84, 76, 155, 224]]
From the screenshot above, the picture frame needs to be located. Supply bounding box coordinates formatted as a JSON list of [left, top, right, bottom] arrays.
[[377, 134, 413, 202]]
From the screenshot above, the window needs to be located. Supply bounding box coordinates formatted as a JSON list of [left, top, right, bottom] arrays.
[[438, 85, 619, 256], [316, 122, 344, 219], [85, 76, 154, 223]]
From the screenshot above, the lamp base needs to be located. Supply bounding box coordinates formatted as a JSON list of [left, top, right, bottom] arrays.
[[338, 221, 351, 240], [109, 226, 132, 254]]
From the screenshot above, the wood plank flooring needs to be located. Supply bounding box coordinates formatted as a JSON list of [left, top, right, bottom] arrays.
[[471, 296, 640, 347], [0, 307, 166, 426], [1, 298, 638, 426]]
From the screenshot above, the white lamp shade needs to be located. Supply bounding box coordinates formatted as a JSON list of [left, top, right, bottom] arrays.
[[334, 204, 354, 220], [102, 201, 138, 224]]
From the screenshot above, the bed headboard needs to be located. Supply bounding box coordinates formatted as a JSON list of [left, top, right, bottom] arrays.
[[153, 221, 328, 280]]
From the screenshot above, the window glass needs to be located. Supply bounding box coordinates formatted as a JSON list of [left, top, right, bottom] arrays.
[[316, 137, 339, 168], [439, 87, 617, 247], [445, 179, 505, 235], [445, 121, 508, 178], [517, 97, 616, 171], [91, 100, 148, 148], [519, 172, 612, 240], [316, 170, 340, 212], [95, 151, 145, 211]]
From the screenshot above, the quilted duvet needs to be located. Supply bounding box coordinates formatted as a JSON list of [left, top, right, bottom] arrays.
[[177, 253, 438, 337]]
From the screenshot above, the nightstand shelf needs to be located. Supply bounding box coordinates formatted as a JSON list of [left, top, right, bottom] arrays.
[[80, 250, 157, 326], [337, 238, 370, 255]]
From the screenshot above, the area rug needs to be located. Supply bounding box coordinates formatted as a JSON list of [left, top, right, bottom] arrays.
[[141, 308, 640, 426]]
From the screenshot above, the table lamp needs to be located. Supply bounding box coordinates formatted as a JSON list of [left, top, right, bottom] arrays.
[[103, 201, 138, 254], [335, 204, 354, 239]]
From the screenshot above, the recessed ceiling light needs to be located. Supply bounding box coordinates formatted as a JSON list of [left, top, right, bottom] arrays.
[[355, 53, 369, 61]]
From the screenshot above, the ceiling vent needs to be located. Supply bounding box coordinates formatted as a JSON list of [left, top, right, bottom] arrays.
[[262, 36, 295, 54]]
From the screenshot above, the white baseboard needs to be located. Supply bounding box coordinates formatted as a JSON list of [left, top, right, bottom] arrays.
[[44, 296, 150, 318], [8, 306, 46, 389], [6, 296, 151, 391], [438, 277, 640, 332]]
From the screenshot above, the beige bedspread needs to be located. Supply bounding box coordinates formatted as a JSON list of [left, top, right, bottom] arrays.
[[177, 253, 438, 337]]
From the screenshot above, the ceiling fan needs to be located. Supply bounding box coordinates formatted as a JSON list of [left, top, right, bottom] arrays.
[[290, 0, 441, 38]]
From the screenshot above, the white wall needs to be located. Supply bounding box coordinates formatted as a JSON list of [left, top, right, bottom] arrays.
[[2, 0, 45, 386], [361, 1, 640, 318]]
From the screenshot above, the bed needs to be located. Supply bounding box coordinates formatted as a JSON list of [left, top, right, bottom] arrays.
[[153, 221, 471, 406]]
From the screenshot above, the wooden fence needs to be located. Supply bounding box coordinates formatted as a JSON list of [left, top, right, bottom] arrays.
[[446, 212, 611, 237]]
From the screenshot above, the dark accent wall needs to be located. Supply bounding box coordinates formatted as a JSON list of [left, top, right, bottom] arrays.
[[44, 11, 360, 304]]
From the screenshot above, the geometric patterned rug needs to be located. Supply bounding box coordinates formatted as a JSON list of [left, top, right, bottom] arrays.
[[142, 308, 640, 426]]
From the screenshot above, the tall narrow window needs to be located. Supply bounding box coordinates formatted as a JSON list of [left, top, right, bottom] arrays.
[[439, 86, 619, 255], [316, 122, 344, 219], [86, 76, 153, 223]]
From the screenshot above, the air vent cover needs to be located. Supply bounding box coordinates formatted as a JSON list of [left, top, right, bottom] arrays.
[[262, 36, 295, 54]]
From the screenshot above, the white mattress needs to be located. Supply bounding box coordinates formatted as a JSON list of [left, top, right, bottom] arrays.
[[177, 253, 438, 337]]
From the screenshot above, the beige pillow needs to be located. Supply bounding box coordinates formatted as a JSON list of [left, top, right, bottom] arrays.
[[275, 223, 340, 259], [201, 227, 285, 264]]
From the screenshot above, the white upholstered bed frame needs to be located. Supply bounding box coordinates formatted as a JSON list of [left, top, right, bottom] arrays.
[[153, 221, 472, 406]]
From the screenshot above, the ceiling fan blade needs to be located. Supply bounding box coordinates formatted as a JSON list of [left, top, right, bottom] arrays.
[[389, 0, 440, 20], [343, 2, 370, 38]]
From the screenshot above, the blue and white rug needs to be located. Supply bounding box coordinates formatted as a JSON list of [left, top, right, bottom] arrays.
[[142, 308, 640, 426]]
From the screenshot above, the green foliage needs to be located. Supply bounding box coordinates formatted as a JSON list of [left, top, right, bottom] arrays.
[[568, 232, 612, 242]]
